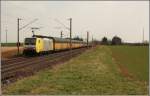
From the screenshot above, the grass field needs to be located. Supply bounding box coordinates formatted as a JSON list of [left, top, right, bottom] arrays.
[[3, 46, 148, 95], [109, 45, 149, 81]]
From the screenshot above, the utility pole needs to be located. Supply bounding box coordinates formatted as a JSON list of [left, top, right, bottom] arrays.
[[143, 27, 144, 43], [87, 31, 89, 47], [5, 27, 7, 43], [92, 35, 94, 47], [17, 18, 38, 55], [61, 30, 63, 38], [17, 18, 22, 55], [69, 18, 72, 50]]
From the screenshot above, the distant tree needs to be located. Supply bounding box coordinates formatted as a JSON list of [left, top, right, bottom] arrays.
[[73, 36, 83, 41], [112, 36, 122, 45], [101, 37, 108, 45]]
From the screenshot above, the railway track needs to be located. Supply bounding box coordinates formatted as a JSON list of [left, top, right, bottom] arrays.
[[1, 57, 32, 65], [1, 48, 87, 84]]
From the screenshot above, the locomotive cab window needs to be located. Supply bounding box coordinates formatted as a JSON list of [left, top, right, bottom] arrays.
[[25, 38, 36, 45]]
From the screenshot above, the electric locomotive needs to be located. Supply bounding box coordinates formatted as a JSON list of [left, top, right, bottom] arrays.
[[23, 35, 87, 55]]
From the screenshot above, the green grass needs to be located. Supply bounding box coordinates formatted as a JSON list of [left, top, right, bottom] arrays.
[[1, 43, 23, 47], [109, 45, 149, 81], [3, 46, 148, 95]]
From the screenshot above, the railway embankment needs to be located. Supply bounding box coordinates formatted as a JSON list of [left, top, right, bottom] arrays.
[[2, 46, 148, 95]]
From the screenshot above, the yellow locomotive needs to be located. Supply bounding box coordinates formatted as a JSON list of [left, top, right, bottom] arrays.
[[23, 35, 87, 54]]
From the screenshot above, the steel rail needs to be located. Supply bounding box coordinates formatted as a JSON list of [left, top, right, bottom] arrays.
[[2, 48, 86, 81]]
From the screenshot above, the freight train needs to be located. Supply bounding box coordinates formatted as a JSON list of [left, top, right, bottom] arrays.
[[23, 35, 87, 55]]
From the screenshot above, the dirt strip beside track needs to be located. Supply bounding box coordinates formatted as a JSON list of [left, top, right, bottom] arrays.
[[1, 47, 23, 60]]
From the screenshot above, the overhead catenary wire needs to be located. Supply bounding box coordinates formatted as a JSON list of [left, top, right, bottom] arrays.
[[5, 27, 8, 43], [54, 18, 70, 30], [19, 18, 38, 31], [142, 27, 144, 43]]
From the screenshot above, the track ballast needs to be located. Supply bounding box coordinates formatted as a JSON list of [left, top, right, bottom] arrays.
[[2, 48, 87, 85]]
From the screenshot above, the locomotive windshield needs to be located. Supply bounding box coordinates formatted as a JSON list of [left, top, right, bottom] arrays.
[[25, 38, 36, 45]]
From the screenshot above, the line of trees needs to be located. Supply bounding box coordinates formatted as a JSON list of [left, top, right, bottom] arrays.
[[100, 36, 149, 46], [67, 35, 149, 46], [72, 36, 83, 41], [101, 36, 122, 45], [72, 35, 123, 45]]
